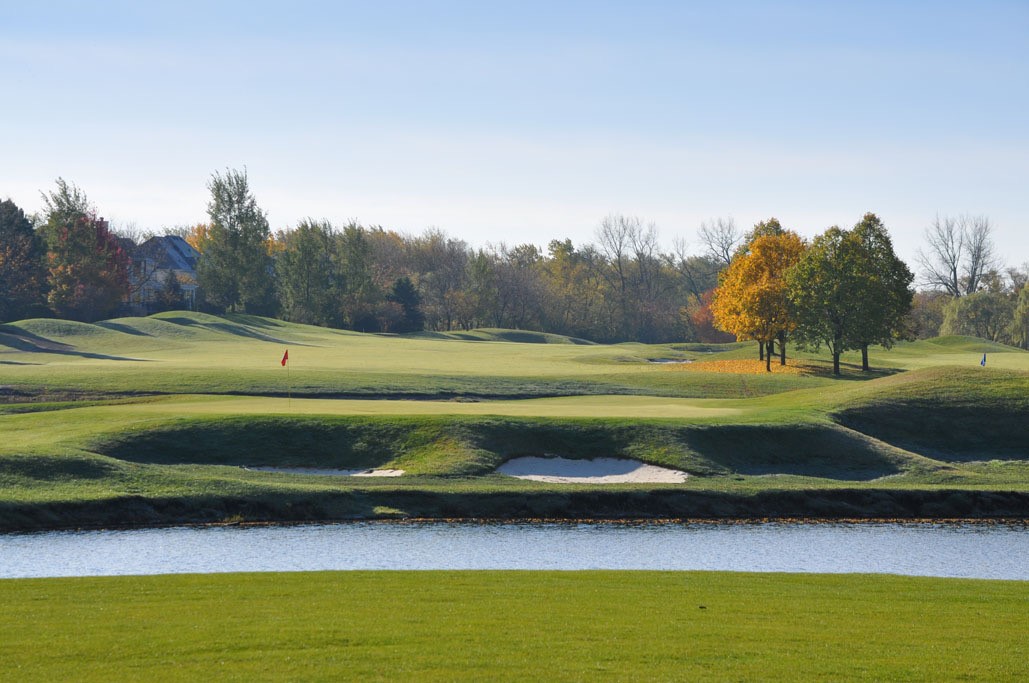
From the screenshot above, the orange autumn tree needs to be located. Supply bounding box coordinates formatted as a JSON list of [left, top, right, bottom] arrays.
[[711, 230, 806, 371], [184, 223, 210, 253]]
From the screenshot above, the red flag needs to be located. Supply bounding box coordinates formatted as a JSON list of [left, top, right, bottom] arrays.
[[281, 349, 289, 366]]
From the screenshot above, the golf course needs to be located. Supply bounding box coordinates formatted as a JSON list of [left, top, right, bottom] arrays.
[[1, 310, 1027, 529], [3, 314, 1028, 680]]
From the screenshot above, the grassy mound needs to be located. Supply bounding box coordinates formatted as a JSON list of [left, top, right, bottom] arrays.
[[94, 416, 436, 471], [916, 335, 1021, 352], [668, 424, 914, 480], [413, 328, 597, 344], [0, 453, 122, 484], [95, 317, 222, 340], [832, 367, 1029, 460], [92, 415, 923, 482], [12, 319, 116, 339]]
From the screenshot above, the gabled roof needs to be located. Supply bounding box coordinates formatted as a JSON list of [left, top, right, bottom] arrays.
[[136, 235, 199, 272]]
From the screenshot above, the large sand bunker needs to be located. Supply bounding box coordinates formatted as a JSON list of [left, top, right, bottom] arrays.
[[245, 467, 404, 477], [497, 457, 687, 484]]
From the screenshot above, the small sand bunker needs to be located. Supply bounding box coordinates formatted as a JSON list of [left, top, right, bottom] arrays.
[[245, 467, 404, 477], [497, 457, 687, 484]]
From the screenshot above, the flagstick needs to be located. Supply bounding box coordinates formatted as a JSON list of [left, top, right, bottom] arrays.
[[287, 358, 292, 410]]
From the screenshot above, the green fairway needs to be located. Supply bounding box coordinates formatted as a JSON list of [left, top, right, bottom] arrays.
[[1, 312, 1028, 528], [0, 571, 1025, 682]]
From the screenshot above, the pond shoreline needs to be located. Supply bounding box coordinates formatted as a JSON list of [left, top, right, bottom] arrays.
[[7, 516, 1027, 537], [2, 487, 1028, 533]]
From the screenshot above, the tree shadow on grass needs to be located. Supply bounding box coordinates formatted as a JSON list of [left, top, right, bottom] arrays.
[[96, 321, 152, 336], [0, 326, 148, 361], [160, 316, 299, 344], [834, 405, 1029, 462], [678, 424, 906, 481], [790, 360, 902, 381]]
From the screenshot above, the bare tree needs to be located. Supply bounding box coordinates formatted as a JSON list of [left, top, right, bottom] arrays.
[[698, 216, 742, 266], [109, 220, 154, 245], [670, 236, 719, 305], [596, 214, 665, 340], [916, 214, 998, 296], [917, 215, 962, 296], [962, 215, 997, 295], [628, 218, 660, 301], [596, 214, 636, 315]]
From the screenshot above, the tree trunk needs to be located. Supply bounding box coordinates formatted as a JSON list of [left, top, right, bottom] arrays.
[[861, 343, 870, 371], [758, 342, 764, 361], [778, 332, 786, 366], [833, 351, 840, 376], [765, 342, 773, 372]]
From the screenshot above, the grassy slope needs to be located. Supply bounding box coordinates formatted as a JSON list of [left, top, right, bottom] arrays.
[[1, 312, 1028, 526], [0, 312, 838, 398], [832, 366, 1029, 459], [0, 571, 1025, 682]]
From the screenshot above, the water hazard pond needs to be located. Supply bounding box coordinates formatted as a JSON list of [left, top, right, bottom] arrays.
[[2, 521, 1027, 580]]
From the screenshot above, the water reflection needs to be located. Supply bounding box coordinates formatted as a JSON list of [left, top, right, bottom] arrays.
[[1, 521, 1026, 580]]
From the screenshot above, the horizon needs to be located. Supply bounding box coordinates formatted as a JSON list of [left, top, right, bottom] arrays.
[[2, 1, 1027, 269]]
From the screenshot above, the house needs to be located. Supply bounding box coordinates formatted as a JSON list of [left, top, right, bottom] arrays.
[[124, 235, 200, 314]]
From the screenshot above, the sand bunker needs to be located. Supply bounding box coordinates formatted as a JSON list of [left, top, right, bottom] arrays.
[[245, 467, 404, 477], [497, 457, 687, 483]]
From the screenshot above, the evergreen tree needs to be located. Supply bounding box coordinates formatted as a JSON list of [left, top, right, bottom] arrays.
[[155, 269, 184, 312], [335, 223, 381, 331], [275, 219, 336, 325], [387, 276, 424, 332], [196, 168, 276, 314]]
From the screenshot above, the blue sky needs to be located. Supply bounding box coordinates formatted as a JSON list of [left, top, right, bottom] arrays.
[[2, 1, 1027, 267]]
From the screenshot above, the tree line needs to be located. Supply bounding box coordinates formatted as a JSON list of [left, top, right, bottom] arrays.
[[711, 215, 914, 374], [2, 169, 1027, 358]]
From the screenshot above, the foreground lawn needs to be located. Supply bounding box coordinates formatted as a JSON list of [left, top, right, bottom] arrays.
[[0, 571, 1025, 682]]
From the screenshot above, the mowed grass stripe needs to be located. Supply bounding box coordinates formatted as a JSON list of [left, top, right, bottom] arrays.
[[94, 394, 748, 418], [0, 571, 1025, 682]]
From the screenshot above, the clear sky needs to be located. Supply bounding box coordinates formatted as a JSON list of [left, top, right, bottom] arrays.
[[2, 0, 1027, 268]]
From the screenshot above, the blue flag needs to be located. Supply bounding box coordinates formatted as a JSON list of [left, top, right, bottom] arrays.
[[981, 353, 987, 367]]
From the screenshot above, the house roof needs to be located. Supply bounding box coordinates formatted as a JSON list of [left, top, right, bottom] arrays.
[[136, 235, 199, 272]]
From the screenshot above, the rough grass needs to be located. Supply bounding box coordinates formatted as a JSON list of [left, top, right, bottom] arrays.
[[89, 416, 931, 481], [832, 367, 1029, 460], [0, 571, 1025, 682]]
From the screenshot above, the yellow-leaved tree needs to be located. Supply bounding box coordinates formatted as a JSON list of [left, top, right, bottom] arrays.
[[184, 223, 210, 254], [711, 230, 806, 371]]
